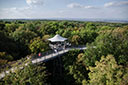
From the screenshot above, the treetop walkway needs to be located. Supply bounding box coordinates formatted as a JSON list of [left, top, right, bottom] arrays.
[[0, 45, 96, 79], [31, 46, 87, 63]]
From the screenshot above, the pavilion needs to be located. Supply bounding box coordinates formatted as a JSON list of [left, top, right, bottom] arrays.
[[48, 34, 67, 42], [48, 34, 70, 52]]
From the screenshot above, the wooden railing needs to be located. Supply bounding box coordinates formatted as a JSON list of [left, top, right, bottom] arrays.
[[0, 45, 91, 79]]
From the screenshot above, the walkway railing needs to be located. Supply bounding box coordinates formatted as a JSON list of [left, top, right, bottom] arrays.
[[31, 45, 87, 64], [0, 45, 91, 79]]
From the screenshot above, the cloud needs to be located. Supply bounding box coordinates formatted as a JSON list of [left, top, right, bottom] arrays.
[[0, 7, 33, 19], [67, 3, 95, 9], [67, 3, 83, 8], [104, 2, 114, 7], [104, 1, 128, 7], [26, 0, 44, 7], [84, 6, 95, 9], [0, 0, 46, 19]]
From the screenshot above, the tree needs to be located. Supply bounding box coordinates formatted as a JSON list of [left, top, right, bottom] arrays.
[[0, 52, 11, 67], [88, 55, 128, 85], [0, 31, 22, 59], [71, 35, 81, 45], [42, 35, 50, 42], [0, 22, 5, 30], [29, 37, 49, 54], [82, 27, 128, 66], [69, 61, 88, 84], [0, 52, 13, 60], [56, 29, 64, 36], [86, 22, 96, 30], [24, 22, 36, 31], [39, 22, 58, 35], [99, 26, 112, 31], [62, 50, 88, 84], [62, 29, 71, 38], [5, 23, 19, 33], [12, 27, 37, 45], [1, 63, 48, 85], [80, 28, 98, 44], [24, 22, 40, 34]]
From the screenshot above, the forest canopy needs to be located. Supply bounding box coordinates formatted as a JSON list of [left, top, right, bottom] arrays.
[[0, 20, 128, 85]]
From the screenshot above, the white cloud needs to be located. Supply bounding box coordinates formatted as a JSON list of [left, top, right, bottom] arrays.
[[0, 7, 33, 19], [67, 3, 83, 8], [104, 2, 114, 7], [84, 6, 95, 9], [104, 1, 128, 7], [26, 0, 44, 7], [67, 3, 95, 9]]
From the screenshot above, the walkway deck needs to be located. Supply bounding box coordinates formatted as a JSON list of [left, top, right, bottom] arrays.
[[0, 46, 88, 79], [32, 46, 87, 64]]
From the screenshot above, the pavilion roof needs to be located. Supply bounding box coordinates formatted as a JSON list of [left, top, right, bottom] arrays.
[[48, 34, 67, 42]]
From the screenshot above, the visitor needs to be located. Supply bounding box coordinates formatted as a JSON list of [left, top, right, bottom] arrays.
[[38, 52, 41, 57]]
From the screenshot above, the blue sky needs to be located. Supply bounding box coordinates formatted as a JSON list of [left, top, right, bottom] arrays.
[[0, 0, 128, 20]]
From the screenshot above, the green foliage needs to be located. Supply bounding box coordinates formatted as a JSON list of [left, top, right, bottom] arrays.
[[62, 50, 81, 70], [42, 34, 50, 42], [24, 22, 36, 31], [0, 20, 128, 85], [12, 27, 37, 45], [88, 55, 128, 85], [1, 63, 48, 85], [99, 26, 113, 31], [80, 28, 98, 44], [83, 27, 128, 66], [0, 52, 13, 60], [0, 59, 7, 66], [40, 22, 59, 35], [29, 37, 49, 53], [56, 29, 65, 35], [86, 22, 96, 30], [62, 29, 71, 38], [5, 23, 19, 34], [0, 31, 22, 59], [69, 61, 88, 84], [0, 22, 5, 30], [71, 35, 81, 45], [62, 50, 88, 84]]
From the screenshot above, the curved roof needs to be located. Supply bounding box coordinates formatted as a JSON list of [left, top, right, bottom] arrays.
[[48, 34, 67, 42]]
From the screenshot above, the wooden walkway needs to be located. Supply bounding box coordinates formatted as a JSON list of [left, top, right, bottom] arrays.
[[32, 46, 87, 64], [0, 46, 88, 79]]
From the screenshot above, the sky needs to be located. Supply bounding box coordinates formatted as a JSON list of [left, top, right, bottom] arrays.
[[0, 0, 128, 20]]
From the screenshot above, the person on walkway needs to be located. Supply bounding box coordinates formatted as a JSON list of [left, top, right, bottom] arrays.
[[38, 52, 41, 57]]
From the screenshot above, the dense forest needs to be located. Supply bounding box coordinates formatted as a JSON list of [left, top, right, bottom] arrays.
[[0, 20, 128, 85]]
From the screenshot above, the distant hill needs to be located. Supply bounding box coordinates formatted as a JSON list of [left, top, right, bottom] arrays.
[[0, 18, 128, 23]]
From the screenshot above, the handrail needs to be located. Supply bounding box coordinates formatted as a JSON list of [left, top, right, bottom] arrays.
[[31, 45, 86, 59], [31, 46, 87, 64], [0, 46, 89, 79]]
